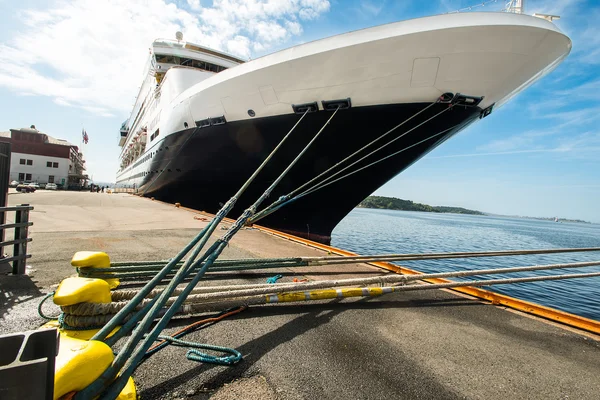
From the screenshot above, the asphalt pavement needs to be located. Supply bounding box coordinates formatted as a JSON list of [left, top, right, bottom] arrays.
[[2, 190, 599, 399]]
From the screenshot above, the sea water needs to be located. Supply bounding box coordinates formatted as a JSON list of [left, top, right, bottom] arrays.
[[332, 208, 600, 321]]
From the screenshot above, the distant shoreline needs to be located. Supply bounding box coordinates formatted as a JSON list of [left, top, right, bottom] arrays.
[[357, 196, 592, 224]]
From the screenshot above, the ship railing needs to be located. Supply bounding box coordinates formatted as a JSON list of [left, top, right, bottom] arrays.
[[0, 204, 33, 275]]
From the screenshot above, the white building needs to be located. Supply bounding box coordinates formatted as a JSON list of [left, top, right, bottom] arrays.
[[0, 126, 87, 188]]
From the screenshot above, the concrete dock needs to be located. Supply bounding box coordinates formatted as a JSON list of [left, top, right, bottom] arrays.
[[2, 190, 599, 399]]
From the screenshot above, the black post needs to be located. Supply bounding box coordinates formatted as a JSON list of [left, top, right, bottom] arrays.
[[12, 207, 21, 275], [0, 141, 11, 261], [21, 205, 30, 273], [12, 204, 29, 275]]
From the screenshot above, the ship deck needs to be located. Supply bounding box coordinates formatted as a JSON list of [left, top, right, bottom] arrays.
[[2, 190, 599, 399]]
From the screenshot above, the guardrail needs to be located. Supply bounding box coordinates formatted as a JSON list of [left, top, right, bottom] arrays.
[[0, 204, 33, 274]]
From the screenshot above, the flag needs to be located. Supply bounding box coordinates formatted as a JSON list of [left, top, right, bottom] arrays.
[[82, 129, 89, 144]]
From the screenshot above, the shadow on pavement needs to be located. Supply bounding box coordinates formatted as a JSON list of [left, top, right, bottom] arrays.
[[0, 274, 43, 320], [138, 295, 477, 398]]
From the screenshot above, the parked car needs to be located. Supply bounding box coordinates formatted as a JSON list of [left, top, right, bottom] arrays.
[[28, 182, 40, 190], [45, 183, 58, 190], [9, 180, 19, 188], [16, 184, 35, 193]]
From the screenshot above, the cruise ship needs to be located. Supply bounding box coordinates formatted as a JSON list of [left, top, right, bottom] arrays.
[[116, 7, 571, 244]]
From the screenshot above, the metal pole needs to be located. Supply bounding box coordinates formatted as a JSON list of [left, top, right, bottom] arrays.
[[21, 205, 30, 274], [12, 207, 22, 275]]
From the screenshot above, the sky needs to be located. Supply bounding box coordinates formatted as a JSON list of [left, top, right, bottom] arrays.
[[0, 0, 598, 222]]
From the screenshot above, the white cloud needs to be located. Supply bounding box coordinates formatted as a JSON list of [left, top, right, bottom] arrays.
[[298, 0, 331, 19], [226, 36, 252, 59], [187, 0, 201, 10], [0, 0, 330, 117], [285, 20, 303, 36], [476, 130, 552, 153], [252, 20, 290, 43], [361, 1, 385, 16]]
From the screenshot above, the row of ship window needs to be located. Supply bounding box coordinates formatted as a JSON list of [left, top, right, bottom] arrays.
[[19, 158, 59, 168], [133, 149, 156, 169], [116, 168, 182, 183]]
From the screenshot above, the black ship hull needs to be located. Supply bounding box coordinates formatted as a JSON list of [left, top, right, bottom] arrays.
[[132, 103, 481, 244]]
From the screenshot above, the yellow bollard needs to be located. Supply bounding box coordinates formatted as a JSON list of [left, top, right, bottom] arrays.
[[53, 334, 137, 399], [71, 251, 119, 289], [54, 277, 112, 306], [71, 251, 110, 268], [54, 335, 114, 399]]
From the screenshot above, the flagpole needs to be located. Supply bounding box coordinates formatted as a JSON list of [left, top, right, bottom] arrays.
[[80, 127, 88, 188]]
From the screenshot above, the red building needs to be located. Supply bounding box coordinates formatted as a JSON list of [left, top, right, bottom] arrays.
[[1, 126, 88, 188]]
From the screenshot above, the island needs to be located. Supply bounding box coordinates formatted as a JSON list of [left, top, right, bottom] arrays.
[[357, 196, 484, 215], [358, 196, 592, 223]]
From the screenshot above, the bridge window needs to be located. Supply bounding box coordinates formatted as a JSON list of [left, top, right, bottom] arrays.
[[155, 54, 227, 73], [155, 54, 179, 64]]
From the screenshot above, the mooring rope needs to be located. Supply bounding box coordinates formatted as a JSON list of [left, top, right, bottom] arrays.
[[153, 336, 243, 365], [78, 247, 600, 280], [37, 291, 59, 320], [78, 108, 340, 400], [59, 269, 600, 328], [61, 260, 600, 318], [251, 99, 455, 224], [144, 306, 247, 366]]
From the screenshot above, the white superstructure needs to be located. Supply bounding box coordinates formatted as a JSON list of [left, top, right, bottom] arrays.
[[118, 37, 244, 173]]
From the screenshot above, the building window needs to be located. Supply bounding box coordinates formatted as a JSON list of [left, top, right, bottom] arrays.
[[47, 161, 52, 167], [20, 159, 25, 165], [48, 175, 55, 183], [26, 159, 33, 166], [18, 173, 24, 181], [53, 162, 59, 168], [25, 173, 32, 181]]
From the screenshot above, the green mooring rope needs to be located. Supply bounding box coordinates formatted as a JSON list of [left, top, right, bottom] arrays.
[[37, 292, 59, 320], [150, 335, 242, 366], [39, 291, 242, 365]]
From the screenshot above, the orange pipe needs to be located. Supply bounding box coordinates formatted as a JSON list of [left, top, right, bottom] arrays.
[[253, 225, 600, 336]]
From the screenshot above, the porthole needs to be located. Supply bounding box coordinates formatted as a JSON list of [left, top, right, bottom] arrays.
[[248, 109, 255, 117]]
